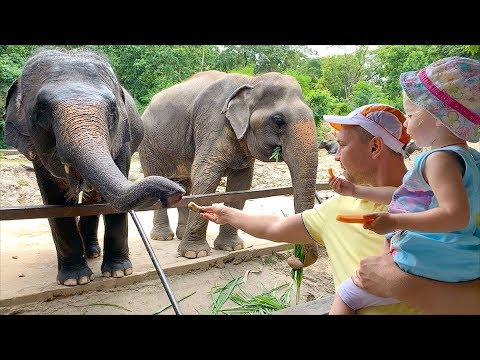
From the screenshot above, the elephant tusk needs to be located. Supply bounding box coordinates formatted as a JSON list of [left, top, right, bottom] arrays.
[[64, 163, 70, 174]]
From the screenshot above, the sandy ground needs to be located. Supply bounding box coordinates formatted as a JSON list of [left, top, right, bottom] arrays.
[[3, 142, 475, 315], [0, 150, 340, 315]]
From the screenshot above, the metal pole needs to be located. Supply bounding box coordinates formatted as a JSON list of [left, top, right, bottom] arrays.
[[128, 210, 183, 315]]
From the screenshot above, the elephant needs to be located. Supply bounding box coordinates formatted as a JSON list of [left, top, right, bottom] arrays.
[[318, 140, 339, 154], [404, 140, 422, 159], [139, 70, 319, 265], [3, 48, 185, 286]]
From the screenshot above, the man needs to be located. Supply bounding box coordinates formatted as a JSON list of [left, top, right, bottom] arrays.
[[202, 104, 422, 314], [352, 249, 480, 314]]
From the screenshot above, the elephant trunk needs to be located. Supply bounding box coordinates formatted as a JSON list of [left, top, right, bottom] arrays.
[[282, 120, 319, 267], [55, 109, 184, 211], [69, 148, 184, 211], [282, 120, 318, 214]]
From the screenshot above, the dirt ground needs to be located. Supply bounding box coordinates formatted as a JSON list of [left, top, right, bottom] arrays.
[[3, 143, 476, 315], [0, 149, 341, 315]]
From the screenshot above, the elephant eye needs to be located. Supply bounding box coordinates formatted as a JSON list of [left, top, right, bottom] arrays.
[[272, 115, 285, 127], [35, 104, 52, 131]]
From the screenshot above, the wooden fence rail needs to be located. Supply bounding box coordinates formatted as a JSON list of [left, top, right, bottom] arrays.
[[0, 183, 331, 221]]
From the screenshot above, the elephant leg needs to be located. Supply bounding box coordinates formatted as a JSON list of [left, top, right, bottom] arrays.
[[176, 206, 190, 240], [150, 209, 174, 241], [101, 212, 132, 278], [77, 191, 102, 258], [175, 179, 192, 240], [214, 167, 254, 251], [33, 163, 93, 286], [177, 168, 222, 259]]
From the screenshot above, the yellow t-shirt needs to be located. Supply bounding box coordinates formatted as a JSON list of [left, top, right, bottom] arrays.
[[302, 194, 422, 315]]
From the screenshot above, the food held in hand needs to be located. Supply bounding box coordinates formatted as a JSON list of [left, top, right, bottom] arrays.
[[188, 201, 205, 213], [336, 214, 373, 224], [328, 168, 334, 178]]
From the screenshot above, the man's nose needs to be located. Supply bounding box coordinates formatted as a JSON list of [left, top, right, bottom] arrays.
[[334, 149, 341, 161]]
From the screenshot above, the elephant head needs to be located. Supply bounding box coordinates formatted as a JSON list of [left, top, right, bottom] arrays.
[[221, 72, 318, 214], [221, 73, 319, 264], [4, 48, 184, 210]]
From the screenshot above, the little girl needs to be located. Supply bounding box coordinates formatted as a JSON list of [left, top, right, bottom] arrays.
[[328, 56, 480, 315]]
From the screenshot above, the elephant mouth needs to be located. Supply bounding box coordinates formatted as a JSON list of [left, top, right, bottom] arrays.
[[63, 163, 91, 199]]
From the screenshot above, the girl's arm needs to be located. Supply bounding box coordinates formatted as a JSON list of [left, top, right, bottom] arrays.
[[329, 176, 396, 205], [365, 151, 470, 234], [395, 151, 469, 231]]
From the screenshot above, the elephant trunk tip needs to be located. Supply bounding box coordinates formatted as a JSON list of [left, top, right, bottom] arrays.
[[110, 176, 185, 212]]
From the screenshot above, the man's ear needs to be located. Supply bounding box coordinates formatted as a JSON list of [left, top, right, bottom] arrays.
[[371, 136, 384, 159]]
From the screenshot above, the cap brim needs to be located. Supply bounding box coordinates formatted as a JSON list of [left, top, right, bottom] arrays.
[[323, 115, 357, 131]]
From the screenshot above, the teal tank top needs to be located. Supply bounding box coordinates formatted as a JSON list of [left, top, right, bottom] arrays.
[[388, 145, 480, 282]]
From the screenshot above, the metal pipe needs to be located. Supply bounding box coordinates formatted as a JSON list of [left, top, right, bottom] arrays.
[[128, 210, 183, 315]]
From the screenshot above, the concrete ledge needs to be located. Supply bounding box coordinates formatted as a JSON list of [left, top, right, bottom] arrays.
[[0, 149, 20, 155], [273, 295, 334, 315], [0, 242, 288, 308]]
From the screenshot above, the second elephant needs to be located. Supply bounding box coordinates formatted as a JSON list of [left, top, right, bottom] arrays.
[[139, 70, 319, 261]]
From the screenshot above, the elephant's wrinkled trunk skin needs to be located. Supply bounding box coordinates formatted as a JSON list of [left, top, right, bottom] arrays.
[[282, 120, 319, 266], [55, 108, 185, 211], [69, 148, 184, 211]]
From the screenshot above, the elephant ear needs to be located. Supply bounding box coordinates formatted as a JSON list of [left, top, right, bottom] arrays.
[[112, 87, 131, 148], [221, 84, 255, 140], [3, 80, 35, 160]]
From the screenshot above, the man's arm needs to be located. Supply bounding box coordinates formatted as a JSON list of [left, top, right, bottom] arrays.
[[201, 204, 315, 245], [352, 253, 480, 314]]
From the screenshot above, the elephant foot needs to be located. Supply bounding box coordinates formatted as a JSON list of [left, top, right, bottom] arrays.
[[150, 226, 174, 241], [85, 243, 101, 258], [176, 224, 186, 240], [101, 258, 133, 278], [214, 234, 244, 252], [57, 265, 94, 286], [177, 240, 211, 259]]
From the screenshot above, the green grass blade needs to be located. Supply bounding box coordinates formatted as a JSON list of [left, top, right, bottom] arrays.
[[153, 291, 196, 315]]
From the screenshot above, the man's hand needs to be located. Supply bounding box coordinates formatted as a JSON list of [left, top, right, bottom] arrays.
[[200, 204, 229, 225], [351, 240, 397, 298]]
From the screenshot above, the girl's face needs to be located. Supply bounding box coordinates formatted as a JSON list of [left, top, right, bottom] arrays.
[[402, 93, 441, 147]]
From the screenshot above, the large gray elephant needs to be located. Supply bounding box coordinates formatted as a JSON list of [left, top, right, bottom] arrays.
[[139, 70, 319, 264], [3, 48, 185, 286]]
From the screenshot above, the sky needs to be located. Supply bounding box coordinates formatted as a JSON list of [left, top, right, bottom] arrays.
[[307, 45, 378, 57]]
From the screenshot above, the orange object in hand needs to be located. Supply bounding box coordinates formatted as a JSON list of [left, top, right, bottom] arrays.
[[328, 168, 334, 178], [336, 214, 374, 224]]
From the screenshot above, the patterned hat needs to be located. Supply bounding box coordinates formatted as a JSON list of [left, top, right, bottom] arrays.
[[400, 56, 480, 142]]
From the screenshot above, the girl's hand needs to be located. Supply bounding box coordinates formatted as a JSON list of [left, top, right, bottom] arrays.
[[329, 175, 355, 196], [363, 212, 397, 234]]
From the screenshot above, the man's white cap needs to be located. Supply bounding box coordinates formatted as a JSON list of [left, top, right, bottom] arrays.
[[324, 104, 411, 156]]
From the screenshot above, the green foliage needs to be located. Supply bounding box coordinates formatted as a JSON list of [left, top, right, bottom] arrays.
[[316, 46, 370, 100], [465, 45, 480, 56], [228, 64, 255, 76], [304, 88, 336, 126], [208, 275, 292, 315], [270, 146, 282, 162], [349, 80, 390, 109], [1, 44, 477, 149]]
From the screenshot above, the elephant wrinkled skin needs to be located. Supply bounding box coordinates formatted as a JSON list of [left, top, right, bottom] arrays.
[[3, 49, 185, 286], [139, 70, 319, 264]]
